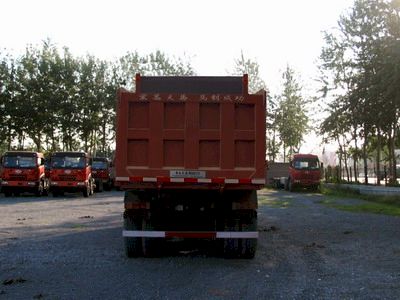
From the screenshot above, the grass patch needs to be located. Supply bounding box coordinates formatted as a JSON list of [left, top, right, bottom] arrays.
[[320, 186, 400, 216], [258, 195, 291, 208], [70, 224, 87, 229], [321, 186, 360, 198]]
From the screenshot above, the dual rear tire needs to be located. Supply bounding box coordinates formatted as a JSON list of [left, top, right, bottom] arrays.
[[222, 210, 257, 259], [124, 212, 163, 258], [83, 179, 95, 197]]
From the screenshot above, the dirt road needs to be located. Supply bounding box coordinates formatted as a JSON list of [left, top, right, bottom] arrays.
[[0, 190, 399, 299]]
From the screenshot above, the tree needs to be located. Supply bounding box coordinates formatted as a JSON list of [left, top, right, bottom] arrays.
[[232, 50, 266, 93], [117, 50, 195, 90], [0, 50, 11, 152], [0, 42, 196, 155], [275, 65, 309, 162], [319, 0, 400, 184], [266, 95, 280, 162]]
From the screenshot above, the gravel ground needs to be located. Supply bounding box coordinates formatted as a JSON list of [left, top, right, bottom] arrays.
[[0, 189, 399, 299]]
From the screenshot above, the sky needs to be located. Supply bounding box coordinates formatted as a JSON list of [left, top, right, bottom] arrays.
[[0, 0, 355, 159]]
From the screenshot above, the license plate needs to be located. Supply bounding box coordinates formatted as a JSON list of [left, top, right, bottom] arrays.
[[170, 170, 206, 178]]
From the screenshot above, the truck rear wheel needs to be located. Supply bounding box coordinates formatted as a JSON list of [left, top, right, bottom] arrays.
[[288, 178, 294, 192], [90, 179, 95, 195], [104, 181, 111, 191], [141, 215, 162, 257], [95, 180, 103, 193], [35, 180, 44, 197], [43, 179, 49, 196], [124, 212, 142, 257], [223, 210, 257, 259], [241, 211, 257, 259], [83, 184, 90, 197]]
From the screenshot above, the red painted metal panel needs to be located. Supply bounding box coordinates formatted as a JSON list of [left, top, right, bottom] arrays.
[[115, 75, 266, 190]]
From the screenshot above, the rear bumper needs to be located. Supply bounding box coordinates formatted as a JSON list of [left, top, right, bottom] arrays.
[[123, 230, 258, 239], [116, 176, 266, 190]]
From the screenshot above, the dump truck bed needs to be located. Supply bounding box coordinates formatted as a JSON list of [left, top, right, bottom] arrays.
[[115, 74, 266, 190]]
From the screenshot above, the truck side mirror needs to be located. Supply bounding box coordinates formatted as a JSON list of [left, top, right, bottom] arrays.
[[320, 162, 324, 170]]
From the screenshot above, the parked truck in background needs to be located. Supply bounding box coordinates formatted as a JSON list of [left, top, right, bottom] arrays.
[[49, 151, 95, 197], [116, 74, 266, 258], [92, 157, 114, 192], [267, 154, 321, 191], [287, 154, 321, 191], [0, 151, 49, 197]]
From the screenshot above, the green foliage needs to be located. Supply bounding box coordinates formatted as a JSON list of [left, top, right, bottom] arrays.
[[266, 95, 281, 162], [319, 0, 400, 183], [118, 50, 195, 90], [320, 186, 400, 216], [319, 198, 400, 216], [275, 65, 309, 161], [232, 50, 266, 94], [324, 165, 343, 183], [0, 41, 195, 154]]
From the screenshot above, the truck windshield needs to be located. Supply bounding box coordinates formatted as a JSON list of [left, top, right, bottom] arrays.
[[293, 158, 320, 170], [2, 156, 37, 168], [92, 161, 108, 170], [51, 156, 86, 169]]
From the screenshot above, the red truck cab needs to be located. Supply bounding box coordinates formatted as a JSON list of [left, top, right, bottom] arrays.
[[92, 157, 114, 192], [0, 151, 49, 197], [287, 154, 321, 191], [49, 152, 95, 197]]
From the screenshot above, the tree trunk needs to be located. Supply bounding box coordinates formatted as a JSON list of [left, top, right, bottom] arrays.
[[390, 123, 397, 184], [34, 132, 41, 152], [338, 146, 343, 183], [84, 133, 88, 153], [51, 126, 57, 152], [272, 112, 277, 162], [376, 129, 381, 186], [353, 126, 358, 183], [363, 132, 368, 185], [283, 142, 286, 163], [18, 132, 24, 150], [102, 121, 106, 155], [344, 148, 350, 182], [7, 121, 12, 150]]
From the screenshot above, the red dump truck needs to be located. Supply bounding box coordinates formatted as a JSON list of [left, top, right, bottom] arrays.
[[287, 154, 321, 191], [49, 151, 95, 197], [115, 74, 266, 258], [268, 154, 321, 191], [0, 151, 49, 197], [92, 157, 114, 192]]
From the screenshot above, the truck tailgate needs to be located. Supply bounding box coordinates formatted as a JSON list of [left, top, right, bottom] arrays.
[[115, 75, 266, 188]]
